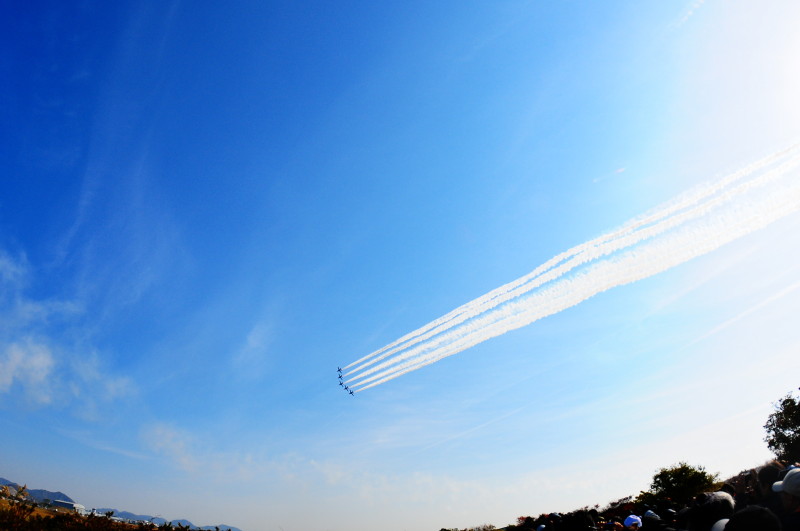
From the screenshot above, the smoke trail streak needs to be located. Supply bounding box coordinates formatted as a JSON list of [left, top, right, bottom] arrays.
[[349, 152, 800, 387], [342, 146, 800, 392], [348, 152, 800, 383], [342, 145, 800, 378]]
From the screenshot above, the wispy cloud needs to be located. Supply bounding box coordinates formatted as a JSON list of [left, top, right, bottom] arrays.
[[58, 428, 150, 460], [673, 0, 708, 29], [68, 353, 136, 421], [0, 248, 134, 415], [141, 421, 280, 480], [141, 423, 201, 472], [342, 144, 800, 391], [593, 166, 626, 184], [684, 280, 800, 348], [0, 250, 82, 331], [0, 251, 27, 285], [231, 319, 275, 379], [0, 339, 55, 404], [414, 406, 526, 454]]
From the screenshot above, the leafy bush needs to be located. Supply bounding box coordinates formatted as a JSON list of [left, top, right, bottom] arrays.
[[764, 387, 800, 463], [646, 462, 719, 506]]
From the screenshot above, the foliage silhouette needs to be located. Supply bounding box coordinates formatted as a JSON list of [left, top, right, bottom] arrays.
[[645, 462, 719, 506], [764, 387, 800, 463]]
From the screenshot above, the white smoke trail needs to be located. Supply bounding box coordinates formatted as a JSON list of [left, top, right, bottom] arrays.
[[349, 152, 800, 387], [342, 145, 800, 378], [342, 145, 800, 392]]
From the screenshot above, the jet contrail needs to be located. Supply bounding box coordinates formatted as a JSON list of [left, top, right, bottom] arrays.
[[341, 145, 797, 377], [340, 144, 800, 392]]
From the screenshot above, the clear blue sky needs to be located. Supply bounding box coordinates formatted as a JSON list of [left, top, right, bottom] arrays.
[[2, 2, 800, 530]]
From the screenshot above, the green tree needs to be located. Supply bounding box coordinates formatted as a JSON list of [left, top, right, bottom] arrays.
[[764, 387, 800, 464], [647, 462, 718, 505]]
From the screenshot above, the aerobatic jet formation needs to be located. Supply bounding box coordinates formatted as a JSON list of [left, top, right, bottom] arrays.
[[337, 368, 355, 396]]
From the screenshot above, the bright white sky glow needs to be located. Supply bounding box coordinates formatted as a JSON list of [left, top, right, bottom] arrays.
[[2, 2, 800, 531]]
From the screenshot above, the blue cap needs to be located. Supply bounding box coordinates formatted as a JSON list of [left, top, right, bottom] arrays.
[[624, 515, 643, 528]]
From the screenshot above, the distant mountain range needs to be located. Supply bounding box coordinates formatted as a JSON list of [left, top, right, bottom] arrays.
[[1, 476, 242, 531], [0, 477, 74, 504], [94, 508, 242, 531]]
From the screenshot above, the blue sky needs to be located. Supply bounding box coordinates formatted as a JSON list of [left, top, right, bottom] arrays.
[[2, 2, 800, 530]]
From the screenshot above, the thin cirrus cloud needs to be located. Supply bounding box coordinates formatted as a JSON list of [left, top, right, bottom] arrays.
[[0, 251, 27, 285], [141, 422, 201, 473], [231, 319, 275, 379], [681, 280, 800, 350], [0, 340, 55, 404], [0, 249, 134, 412], [140, 422, 304, 484], [341, 143, 800, 392], [673, 0, 708, 28], [0, 252, 55, 404]]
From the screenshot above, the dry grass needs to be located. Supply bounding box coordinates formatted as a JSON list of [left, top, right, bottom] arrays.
[[0, 497, 61, 518], [0, 498, 143, 530]]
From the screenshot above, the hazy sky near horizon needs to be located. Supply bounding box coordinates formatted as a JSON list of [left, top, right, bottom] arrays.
[[2, 2, 800, 530]]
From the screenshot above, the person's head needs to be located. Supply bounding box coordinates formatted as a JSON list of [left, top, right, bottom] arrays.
[[758, 464, 781, 486], [719, 483, 736, 497], [623, 515, 642, 529], [687, 492, 735, 531], [723, 505, 781, 531], [710, 519, 728, 531], [772, 466, 800, 511]]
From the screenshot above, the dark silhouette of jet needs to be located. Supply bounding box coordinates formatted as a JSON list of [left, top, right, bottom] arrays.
[[337, 367, 342, 373], [338, 374, 343, 380], [339, 381, 344, 386], [344, 385, 349, 391], [348, 389, 354, 396]]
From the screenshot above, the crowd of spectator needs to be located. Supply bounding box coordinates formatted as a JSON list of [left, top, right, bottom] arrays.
[[511, 461, 800, 531]]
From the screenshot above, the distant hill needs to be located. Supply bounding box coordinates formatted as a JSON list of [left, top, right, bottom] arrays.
[[2, 475, 241, 531], [96, 509, 241, 531], [28, 488, 75, 504], [94, 509, 157, 523], [0, 477, 74, 504], [168, 520, 196, 528]]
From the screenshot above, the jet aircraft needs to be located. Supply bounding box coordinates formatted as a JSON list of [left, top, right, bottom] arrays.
[[349, 389, 354, 395], [339, 381, 344, 386]]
